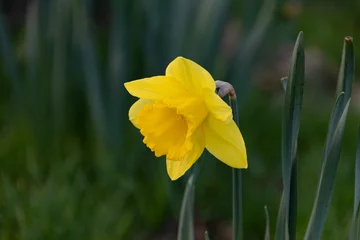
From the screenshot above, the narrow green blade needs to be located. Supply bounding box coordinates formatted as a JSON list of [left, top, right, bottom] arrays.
[[336, 37, 354, 102], [305, 36, 354, 240], [24, 1, 53, 150], [108, 0, 129, 149], [350, 127, 360, 240], [188, 0, 230, 68], [167, 0, 194, 59], [229, 0, 277, 99], [304, 96, 351, 240], [355, 129, 360, 215], [0, 11, 22, 106], [177, 164, 200, 240], [71, 0, 107, 141], [326, 37, 354, 153], [51, 0, 70, 150], [264, 206, 271, 240], [275, 31, 304, 240]]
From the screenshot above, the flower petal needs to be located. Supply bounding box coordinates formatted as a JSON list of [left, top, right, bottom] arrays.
[[166, 127, 205, 180], [203, 90, 233, 123], [124, 76, 188, 100], [166, 57, 216, 93], [204, 115, 247, 168], [129, 99, 153, 128]]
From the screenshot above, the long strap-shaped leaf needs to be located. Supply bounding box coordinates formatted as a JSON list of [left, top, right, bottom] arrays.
[[229, 0, 277, 102], [71, 0, 107, 142], [0, 11, 22, 108], [305, 35, 354, 240], [275, 31, 304, 240], [349, 127, 360, 240], [336, 37, 354, 103], [265, 206, 271, 240], [51, 0, 71, 153], [304, 95, 350, 240], [177, 163, 201, 240], [107, 0, 129, 150]]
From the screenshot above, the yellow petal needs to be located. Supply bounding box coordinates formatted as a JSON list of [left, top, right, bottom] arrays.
[[166, 57, 216, 93], [204, 115, 247, 168], [124, 76, 187, 100], [129, 99, 153, 128], [166, 127, 205, 180], [203, 89, 233, 123]]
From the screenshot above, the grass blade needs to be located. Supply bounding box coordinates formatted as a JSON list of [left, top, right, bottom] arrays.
[[350, 127, 360, 240], [264, 206, 271, 240], [168, 0, 194, 60], [24, 1, 53, 151], [51, 0, 71, 150], [305, 36, 354, 240], [229, 0, 277, 100], [108, 0, 129, 149], [189, 0, 230, 68], [326, 37, 354, 149], [304, 96, 351, 240], [177, 163, 201, 240], [0, 11, 22, 107], [71, 0, 107, 142], [336, 37, 354, 102], [275, 31, 304, 240]]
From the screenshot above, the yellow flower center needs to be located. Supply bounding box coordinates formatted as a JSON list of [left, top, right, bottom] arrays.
[[136, 97, 208, 161]]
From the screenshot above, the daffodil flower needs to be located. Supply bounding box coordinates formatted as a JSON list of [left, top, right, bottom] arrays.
[[124, 57, 247, 180]]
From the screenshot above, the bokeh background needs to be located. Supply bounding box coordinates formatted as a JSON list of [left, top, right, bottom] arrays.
[[1, 0, 360, 239]]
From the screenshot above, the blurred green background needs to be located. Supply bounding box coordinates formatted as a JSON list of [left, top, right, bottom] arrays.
[[1, 0, 360, 239]]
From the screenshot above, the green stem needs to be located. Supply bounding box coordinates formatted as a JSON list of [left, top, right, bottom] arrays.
[[230, 96, 243, 240]]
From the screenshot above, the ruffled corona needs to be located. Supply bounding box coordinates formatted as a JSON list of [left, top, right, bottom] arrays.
[[136, 100, 207, 161]]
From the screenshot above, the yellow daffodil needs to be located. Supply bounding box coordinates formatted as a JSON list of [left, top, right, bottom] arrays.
[[124, 57, 247, 180]]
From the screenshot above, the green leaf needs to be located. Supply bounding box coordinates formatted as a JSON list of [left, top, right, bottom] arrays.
[[264, 206, 271, 240], [177, 163, 201, 240], [326, 38, 354, 153], [350, 127, 360, 240], [24, 1, 53, 151], [51, 0, 71, 151], [275, 31, 304, 240], [229, 0, 277, 100], [304, 96, 351, 240], [188, 0, 231, 68], [107, 0, 129, 150], [336, 37, 354, 103], [71, 0, 107, 141], [0, 11, 22, 107], [305, 36, 354, 240], [167, 0, 195, 59]]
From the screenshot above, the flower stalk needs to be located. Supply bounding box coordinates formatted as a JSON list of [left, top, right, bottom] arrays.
[[216, 80, 243, 240]]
